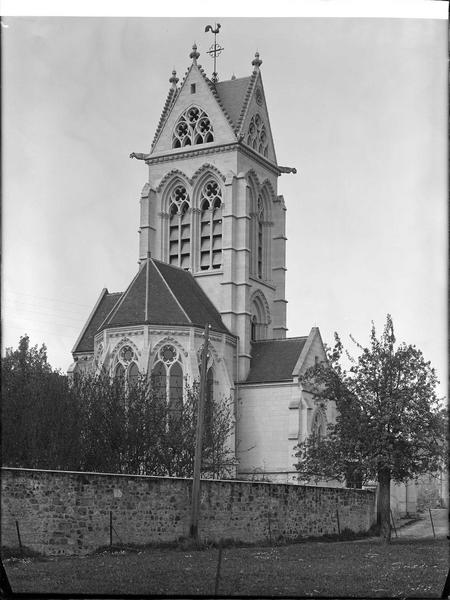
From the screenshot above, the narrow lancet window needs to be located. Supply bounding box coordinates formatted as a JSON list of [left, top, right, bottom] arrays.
[[257, 196, 264, 279], [169, 185, 191, 270], [200, 180, 222, 271], [151, 345, 184, 412]]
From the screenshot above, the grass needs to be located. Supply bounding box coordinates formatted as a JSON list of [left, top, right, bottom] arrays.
[[3, 538, 447, 597]]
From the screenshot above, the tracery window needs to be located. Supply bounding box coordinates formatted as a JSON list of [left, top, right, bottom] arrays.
[[151, 345, 183, 413], [169, 185, 191, 270], [172, 106, 214, 149], [114, 345, 139, 385], [200, 180, 222, 271], [246, 114, 268, 157]]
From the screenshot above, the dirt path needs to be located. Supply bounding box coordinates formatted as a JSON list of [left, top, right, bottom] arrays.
[[396, 509, 448, 539]]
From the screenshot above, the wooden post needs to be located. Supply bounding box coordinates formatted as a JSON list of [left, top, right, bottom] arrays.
[[15, 520, 23, 555], [268, 512, 272, 544], [336, 509, 341, 535], [190, 323, 210, 541], [390, 509, 398, 538], [214, 539, 223, 595], [429, 508, 436, 539], [110, 511, 113, 546]]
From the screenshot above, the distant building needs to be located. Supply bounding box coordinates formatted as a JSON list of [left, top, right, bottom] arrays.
[[69, 42, 333, 483]]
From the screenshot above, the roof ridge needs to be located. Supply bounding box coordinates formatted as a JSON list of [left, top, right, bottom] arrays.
[[197, 64, 239, 135], [252, 336, 308, 343], [151, 260, 191, 323], [101, 269, 142, 327], [235, 70, 258, 135], [151, 86, 179, 150], [216, 75, 250, 84]]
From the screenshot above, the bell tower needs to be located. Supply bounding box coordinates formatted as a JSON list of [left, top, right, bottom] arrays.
[[131, 42, 295, 381]]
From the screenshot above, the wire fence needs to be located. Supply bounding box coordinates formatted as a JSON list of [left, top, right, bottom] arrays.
[[2, 505, 375, 558]]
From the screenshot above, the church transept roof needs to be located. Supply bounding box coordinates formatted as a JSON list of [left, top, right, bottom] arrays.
[[72, 258, 231, 354], [245, 337, 308, 384]]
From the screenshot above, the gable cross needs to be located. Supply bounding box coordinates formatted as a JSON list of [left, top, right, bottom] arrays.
[[205, 23, 223, 84]]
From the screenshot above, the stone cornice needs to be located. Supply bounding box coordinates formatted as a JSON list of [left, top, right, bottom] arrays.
[[146, 142, 281, 177]]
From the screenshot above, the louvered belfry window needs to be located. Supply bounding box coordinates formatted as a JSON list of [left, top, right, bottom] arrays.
[[172, 106, 214, 148], [200, 180, 222, 271], [169, 185, 191, 270]]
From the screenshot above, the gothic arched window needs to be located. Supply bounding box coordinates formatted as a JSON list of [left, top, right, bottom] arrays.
[[128, 362, 139, 386], [151, 345, 184, 410], [115, 362, 125, 380], [172, 106, 214, 148], [200, 180, 222, 271], [311, 408, 327, 442], [114, 345, 139, 385], [246, 114, 268, 157], [249, 190, 269, 280], [257, 195, 264, 279], [151, 361, 167, 401], [250, 292, 269, 341], [169, 185, 191, 270]]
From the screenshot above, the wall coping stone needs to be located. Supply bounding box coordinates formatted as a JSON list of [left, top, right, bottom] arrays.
[[1, 467, 374, 495]]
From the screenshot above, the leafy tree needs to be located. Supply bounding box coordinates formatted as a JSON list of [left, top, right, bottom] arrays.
[[295, 315, 446, 541], [2, 336, 235, 479], [71, 373, 235, 478], [2, 335, 82, 469]]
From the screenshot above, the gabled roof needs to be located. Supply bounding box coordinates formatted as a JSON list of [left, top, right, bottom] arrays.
[[214, 76, 252, 129], [245, 337, 308, 384], [153, 260, 230, 334], [72, 290, 122, 354], [72, 258, 231, 355]]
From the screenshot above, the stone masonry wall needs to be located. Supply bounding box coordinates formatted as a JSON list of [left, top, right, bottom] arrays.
[[1, 468, 376, 556]]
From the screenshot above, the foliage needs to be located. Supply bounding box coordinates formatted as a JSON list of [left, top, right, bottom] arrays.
[[72, 372, 235, 478], [2, 336, 235, 479], [2, 335, 82, 469], [294, 315, 446, 539]]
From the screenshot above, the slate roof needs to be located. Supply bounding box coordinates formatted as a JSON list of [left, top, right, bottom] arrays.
[[154, 260, 229, 334], [245, 337, 308, 384], [72, 258, 231, 354], [73, 291, 122, 354], [215, 76, 252, 128]]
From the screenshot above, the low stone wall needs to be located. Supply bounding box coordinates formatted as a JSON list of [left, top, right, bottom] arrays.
[[1, 468, 376, 556]]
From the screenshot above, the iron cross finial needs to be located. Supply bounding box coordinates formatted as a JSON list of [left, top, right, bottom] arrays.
[[205, 23, 223, 84]]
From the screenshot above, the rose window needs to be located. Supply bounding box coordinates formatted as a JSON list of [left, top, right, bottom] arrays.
[[172, 106, 214, 148], [120, 345, 134, 362], [160, 345, 177, 364]]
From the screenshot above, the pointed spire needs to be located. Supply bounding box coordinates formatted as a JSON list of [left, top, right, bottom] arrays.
[[169, 69, 179, 89], [190, 43, 200, 64], [252, 51, 262, 71]]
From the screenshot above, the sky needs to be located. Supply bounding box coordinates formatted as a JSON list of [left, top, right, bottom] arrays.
[[2, 13, 447, 395]]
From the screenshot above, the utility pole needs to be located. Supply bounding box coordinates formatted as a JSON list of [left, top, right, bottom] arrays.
[[190, 322, 210, 540]]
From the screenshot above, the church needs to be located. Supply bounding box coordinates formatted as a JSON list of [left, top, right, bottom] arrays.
[[69, 40, 334, 484]]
